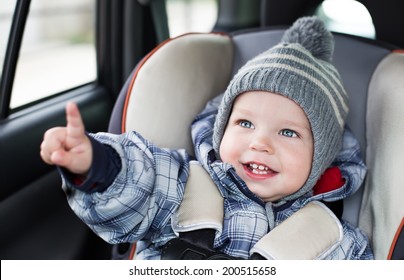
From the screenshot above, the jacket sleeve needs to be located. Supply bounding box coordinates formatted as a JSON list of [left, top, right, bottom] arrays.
[[61, 131, 190, 244], [58, 135, 122, 193]]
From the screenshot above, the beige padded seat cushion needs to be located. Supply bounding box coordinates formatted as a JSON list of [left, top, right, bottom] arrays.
[[172, 162, 224, 233], [122, 33, 233, 155], [359, 51, 404, 259], [250, 201, 343, 260]]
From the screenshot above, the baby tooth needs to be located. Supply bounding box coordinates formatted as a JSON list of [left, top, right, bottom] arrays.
[[249, 163, 270, 171]]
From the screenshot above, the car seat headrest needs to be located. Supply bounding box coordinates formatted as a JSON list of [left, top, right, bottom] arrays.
[[117, 33, 233, 155]]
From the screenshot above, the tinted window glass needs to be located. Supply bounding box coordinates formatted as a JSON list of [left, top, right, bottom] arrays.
[[10, 0, 96, 109], [315, 0, 375, 39], [0, 1, 17, 81], [166, 0, 218, 37]]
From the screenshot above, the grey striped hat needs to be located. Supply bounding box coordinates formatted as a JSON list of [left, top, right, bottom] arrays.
[[213, 16, 349, 201]]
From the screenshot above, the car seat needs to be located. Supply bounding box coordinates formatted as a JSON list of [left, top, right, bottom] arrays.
[[108, 29, 404, 259]]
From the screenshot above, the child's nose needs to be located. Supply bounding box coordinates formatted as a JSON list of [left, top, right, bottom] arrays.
[[249, 134, 274, 153]]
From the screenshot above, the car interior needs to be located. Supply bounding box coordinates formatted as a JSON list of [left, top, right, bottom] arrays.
[[0, 0, 403, 260]]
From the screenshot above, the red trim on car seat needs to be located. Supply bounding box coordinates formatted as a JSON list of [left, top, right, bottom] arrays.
[[393, 49, 404, 54], [128, 243, 137, 260], [121, 46, 162, 133], [121, 32, 229, 133], [387, 217, 404, 259]]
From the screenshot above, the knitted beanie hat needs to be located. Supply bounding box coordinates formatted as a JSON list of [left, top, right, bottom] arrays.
[[212, 16, 349, 201]]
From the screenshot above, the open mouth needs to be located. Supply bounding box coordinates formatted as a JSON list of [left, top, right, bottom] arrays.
[[244, 162, 277, 176]]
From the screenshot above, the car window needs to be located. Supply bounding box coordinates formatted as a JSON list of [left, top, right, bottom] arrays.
[[0, 1, 15, 82], [166, 0, 218, 37], [3, 0, 96, 109], [315, 0, 375, 39]]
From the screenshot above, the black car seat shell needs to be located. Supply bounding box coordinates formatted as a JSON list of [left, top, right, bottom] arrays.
[[108, 29, 404, 259]]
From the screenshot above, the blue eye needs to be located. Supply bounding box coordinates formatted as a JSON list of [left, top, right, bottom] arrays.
[[239, 120, 254, 129], [280, 129, 297, 137]]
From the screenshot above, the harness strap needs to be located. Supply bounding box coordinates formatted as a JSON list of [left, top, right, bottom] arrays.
[[171, 161, 223, 234], [250, 201, 343, 259], [170, 162, 344, 260], [163, 161, 230, 260]]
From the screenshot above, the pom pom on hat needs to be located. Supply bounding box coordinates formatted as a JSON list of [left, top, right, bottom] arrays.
[[281, 16, 334, 62]]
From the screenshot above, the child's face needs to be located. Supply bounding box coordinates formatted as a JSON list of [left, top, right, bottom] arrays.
[[219, 91, 314, 202]]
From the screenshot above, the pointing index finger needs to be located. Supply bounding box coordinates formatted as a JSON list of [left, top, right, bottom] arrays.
[[66, 101, 85, 139]]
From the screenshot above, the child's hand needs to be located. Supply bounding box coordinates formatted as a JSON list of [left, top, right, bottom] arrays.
[[40, 102, 92, 175]]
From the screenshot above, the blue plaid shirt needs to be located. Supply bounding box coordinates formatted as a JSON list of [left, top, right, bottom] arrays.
[[62, 96, 373, 260]]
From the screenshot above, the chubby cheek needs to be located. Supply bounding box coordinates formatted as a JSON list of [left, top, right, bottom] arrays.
[[219, 133, 239, 166], [219, 140, 232, 164], [286, 148, 313, 187]]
